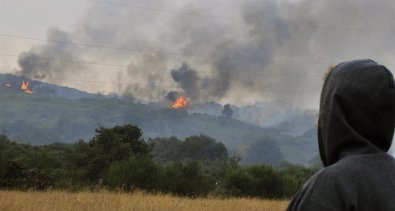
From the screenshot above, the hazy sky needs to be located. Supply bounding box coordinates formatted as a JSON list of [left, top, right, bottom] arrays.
[[1, 0, 394, 109], [0, 0, 83, 56]]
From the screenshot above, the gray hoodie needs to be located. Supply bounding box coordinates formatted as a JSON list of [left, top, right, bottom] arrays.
[[286, 59, 395, 211]]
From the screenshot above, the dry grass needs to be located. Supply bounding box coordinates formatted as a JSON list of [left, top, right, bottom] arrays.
[[0, 190, 289, 211]]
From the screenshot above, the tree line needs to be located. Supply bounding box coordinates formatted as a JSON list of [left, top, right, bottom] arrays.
[[0, 124, 316, 198]]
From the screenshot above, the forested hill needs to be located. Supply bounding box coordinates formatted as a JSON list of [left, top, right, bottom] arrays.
[[0, 74, 317, 165], [0, 74, 98, 99]]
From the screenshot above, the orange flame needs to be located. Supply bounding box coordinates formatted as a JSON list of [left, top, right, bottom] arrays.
[[21, 81, 29, 90], [24, 89, 33, 94], [172, 96, 189, 109], [20, 81, 33, 94]]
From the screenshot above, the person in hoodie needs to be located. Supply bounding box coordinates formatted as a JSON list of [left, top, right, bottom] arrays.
[[286, 59, 395, 211]]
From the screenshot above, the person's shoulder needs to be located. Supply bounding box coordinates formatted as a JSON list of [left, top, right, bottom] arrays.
[[286, 167, 346, 211], [288, 154, 395, 211], [310, 166, 342, 185], [331, 153, 395, 172], [314, 153, 395, 185], [315, 156, 367, 180], [295, 167, 330, 193], [296, 153, 395, 194], [301, 158, 361, 193]]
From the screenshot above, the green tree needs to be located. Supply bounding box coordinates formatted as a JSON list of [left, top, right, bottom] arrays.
[[69, 124, 150, 183], [280, 163, 316, 197], [223, 165, 283, 198], [222, 104, 233, 118], [151, 135, 228, 164], [104, 156, 160, 191], [90, 124, 149, 160], [1, 160, 28, 189], [0, 135, 11, 182], [160, 161, 215, 196], [150, 136, 183, 164], [182, 135, 228, 162]]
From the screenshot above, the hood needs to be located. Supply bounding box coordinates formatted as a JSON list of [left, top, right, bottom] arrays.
[[318, 59, 395, 166]]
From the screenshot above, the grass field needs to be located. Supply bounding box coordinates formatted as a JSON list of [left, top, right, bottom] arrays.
[[0, 190, 289, 211]]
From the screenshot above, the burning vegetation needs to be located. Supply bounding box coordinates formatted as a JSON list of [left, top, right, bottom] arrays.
[[20, 81, 33, 94], [172, 95, 189, 110], [1, 80, 33, 94]]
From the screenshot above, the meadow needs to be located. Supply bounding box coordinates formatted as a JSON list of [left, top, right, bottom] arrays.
[[0, 190, 290, 211]]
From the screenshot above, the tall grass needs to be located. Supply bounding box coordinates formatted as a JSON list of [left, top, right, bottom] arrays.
[[0, 190, 289, 211]]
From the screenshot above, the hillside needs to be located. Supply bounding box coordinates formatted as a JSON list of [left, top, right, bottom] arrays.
[[0, 74, 317, 165], [0, 74, 97, 99]]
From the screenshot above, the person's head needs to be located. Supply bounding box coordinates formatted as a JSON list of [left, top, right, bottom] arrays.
[[318, 59, 395, 166]]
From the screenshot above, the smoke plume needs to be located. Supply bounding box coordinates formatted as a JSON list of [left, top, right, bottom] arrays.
[[15, 0, 395, 108], [18, 28, 84, 80], [170, 63, 199, 101], [165, 91, 180, 102]]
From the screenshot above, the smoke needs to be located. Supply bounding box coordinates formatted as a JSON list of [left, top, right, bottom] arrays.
[[15, 0, 395, 108], [170, 63, 199, 100], [18, 28, 84, 80], [166, 0, 290, 103], [165, 91, 180, 102]]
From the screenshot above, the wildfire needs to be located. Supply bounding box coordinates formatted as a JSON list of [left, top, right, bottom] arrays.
[[20, 81, 33, 94], [172, 95, 189, 110]]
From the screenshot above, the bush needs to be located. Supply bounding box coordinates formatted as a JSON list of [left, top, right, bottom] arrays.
[[280, 164, 316, 197], [160, 161, 215, 196], [104, 157, 160, 191], [68, 124, 151, 183], [223, 165, 283, 198], [0, 128, 316, 198]]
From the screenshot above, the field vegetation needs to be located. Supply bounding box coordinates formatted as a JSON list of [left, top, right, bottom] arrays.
[[0, 190, 289, 211], [0, 124, 316, 203]]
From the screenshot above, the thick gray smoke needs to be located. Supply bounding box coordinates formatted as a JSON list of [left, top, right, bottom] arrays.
[[165, 91, 180, 102], [16, 0, 395, 108], [18, 28, 84, 80], [171, 63, 200, 100], [170, 62, 229, 103]]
